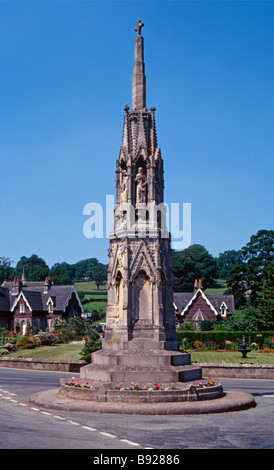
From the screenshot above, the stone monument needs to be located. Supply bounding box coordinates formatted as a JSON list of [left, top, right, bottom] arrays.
[[79, 21, 202, 386]]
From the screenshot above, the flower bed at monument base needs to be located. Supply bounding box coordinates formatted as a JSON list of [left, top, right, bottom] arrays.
[[59, 377, 224, 403]]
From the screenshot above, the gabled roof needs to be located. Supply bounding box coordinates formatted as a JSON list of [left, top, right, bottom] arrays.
[[11, 291, 34, 312], [173, 290, 235, 317], [0, 280, 83, 313], [180, 288, 219, 317]]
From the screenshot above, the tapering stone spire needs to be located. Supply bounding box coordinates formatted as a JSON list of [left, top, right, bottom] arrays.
[[132, 20, 146, 111]]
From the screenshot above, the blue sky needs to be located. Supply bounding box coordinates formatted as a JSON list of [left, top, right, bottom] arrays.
[[0, 0, 273, 268]]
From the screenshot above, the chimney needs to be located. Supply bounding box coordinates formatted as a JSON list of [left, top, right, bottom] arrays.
[[21, 268, 27, 287], [198, 279, 203, 290], [44, 276, 51, 293], [194, 279, 198, 291], [11, 277, 21, 296]]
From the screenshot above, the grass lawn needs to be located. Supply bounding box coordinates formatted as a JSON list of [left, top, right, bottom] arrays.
[[191, 350, 274, 364], [82, 301, 107, 314], [75, 281, 107, 294], [6, 344, 274, 364], [204, 279, 227, 296], [8, 343, 84, 361]]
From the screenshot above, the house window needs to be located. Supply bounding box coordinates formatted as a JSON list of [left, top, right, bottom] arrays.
[[19, 303, 25, 314], [220, 302, 227, 317], [48, 301, 53, 314]]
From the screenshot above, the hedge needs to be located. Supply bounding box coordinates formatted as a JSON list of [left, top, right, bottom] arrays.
[[176, 330, 274, 349]]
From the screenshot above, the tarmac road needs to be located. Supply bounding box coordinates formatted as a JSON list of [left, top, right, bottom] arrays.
[[0, 368, 273, 450]]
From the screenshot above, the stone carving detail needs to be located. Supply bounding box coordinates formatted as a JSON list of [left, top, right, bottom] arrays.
[[135, 167, 147, 203], [120, 169, 128, 203]]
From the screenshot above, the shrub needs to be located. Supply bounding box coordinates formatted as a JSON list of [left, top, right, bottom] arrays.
[[8, 335, 22, 345], [193, 339, 202, 349], [57, 318, 100, 343], [180, 337, 191, 351], [202, 340, 220, 351], [79, 339, 102, 362], [0, 348, 9, 356], [57, 328, 78, 343], [177, 320, 196, 331], [37, 332, 59, 346], [16, 336, 35, 350], [50, 316, 67, 331]]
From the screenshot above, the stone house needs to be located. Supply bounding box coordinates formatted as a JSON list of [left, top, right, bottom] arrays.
[[174, 279, 235, 330], [0, 272, 83, 334]]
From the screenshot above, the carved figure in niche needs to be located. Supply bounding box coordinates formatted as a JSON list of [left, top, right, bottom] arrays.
[[120, 169, 128, 203], [135, 167, 147, 203]]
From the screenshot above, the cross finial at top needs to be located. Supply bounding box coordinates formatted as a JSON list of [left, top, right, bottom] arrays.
[[135, 20, 144, 36]]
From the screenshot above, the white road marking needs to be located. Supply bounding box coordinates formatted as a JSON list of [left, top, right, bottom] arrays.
[[120, 439, 140, 447], [82, 426, 96, 431], [100, 431, 116, 439], [1, 389, 145, 447]]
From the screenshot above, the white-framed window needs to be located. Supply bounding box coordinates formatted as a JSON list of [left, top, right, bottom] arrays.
[[19, 303, 25, 314], [220, 302, 227, 317], [48, 300, 54, 314]]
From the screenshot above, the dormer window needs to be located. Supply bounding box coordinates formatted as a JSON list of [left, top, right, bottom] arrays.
[[220, 302, 227, 317], [47, 297, 54, 314]]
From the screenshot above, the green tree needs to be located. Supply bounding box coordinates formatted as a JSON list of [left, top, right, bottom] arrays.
[[72, 258, 99, 281], [172, 244, 217, 292], [0, 257, 14, 283], [211, 307, 260, 331], [227, 263, 247, 309], [50, 263, 73, 285], [242, 229, 274, 306], [216, 250, 243, 279], [87, 263, 107, 290], [257, 261, 274, 330], [13, 254, 49, 281]]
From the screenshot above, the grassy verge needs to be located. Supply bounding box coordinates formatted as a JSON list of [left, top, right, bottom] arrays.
[[7, 343, 84, 361], [5, 344, 274, 364]]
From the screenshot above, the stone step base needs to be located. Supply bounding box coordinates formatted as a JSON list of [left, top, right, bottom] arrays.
[[80, 346, 202, 384], [80, 364, 202, 384], [90, 348, 191, 368]]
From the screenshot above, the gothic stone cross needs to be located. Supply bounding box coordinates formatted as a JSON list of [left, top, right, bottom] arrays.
[[135, 20, 144, 35]]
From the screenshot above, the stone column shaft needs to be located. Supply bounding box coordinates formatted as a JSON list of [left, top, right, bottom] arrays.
[[132, 34, 146, 110]]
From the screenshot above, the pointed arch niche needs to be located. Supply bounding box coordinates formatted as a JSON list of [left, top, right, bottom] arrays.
[[133, 269, 152, 324], [115, 270, 123, 317]]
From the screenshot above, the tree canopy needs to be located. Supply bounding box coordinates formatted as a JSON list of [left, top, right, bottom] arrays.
[[172, 244, 218, 292], [13, 254, 49, 281], [226, 230, 274, 309]]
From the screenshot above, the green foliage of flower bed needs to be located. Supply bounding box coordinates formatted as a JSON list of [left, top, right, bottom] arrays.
[[177, 330, 274, 350]]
